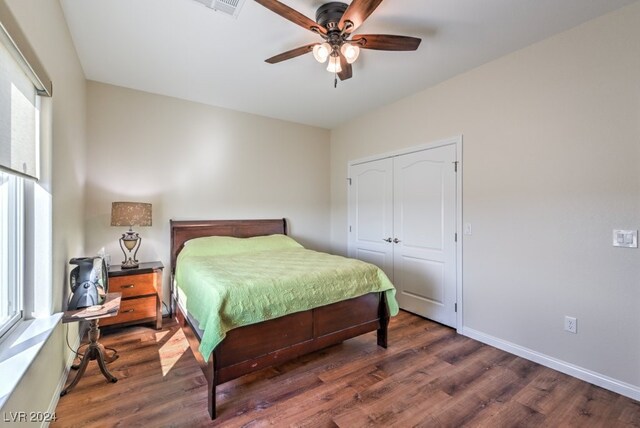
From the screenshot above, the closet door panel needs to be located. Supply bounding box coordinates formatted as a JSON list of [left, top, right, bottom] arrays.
[[393, 145, 457, 327], [397, 160, 444, 252], [348, 158, 394, 279]]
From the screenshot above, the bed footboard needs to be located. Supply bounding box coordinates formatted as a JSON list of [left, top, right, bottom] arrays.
[[175, 291, 389, 419]]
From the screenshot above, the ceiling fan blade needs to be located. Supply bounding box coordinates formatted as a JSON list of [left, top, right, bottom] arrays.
[[254, 0, 326, 35], [351, 34, 421, 51], [265, 43, 316, 64], [338, 55, 353, 81], [338, 0, 384, 33]]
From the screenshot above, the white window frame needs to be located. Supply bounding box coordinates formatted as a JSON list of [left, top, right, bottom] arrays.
[[0, 19, 44, 341], [0, 170, 24, 339]]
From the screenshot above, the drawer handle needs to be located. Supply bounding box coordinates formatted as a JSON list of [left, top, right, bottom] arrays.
[[121, 284, 135, 289], [122, 309, 135, 313]]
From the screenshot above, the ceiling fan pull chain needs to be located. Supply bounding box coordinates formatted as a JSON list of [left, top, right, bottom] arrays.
[[334, 73, 338, 88]]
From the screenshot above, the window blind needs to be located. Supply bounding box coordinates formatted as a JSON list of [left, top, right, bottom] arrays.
[[0, 37, 37, 179], [0, 3, 52, 180]]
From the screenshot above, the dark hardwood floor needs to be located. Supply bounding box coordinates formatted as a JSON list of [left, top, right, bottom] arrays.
[[53, 311, 640, 427]]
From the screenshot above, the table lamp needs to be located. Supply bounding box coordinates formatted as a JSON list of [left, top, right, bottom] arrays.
[[110, 202, 152, 269]]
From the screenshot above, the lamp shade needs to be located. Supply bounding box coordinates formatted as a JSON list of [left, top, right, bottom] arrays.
[[110, 202, 152, 227], [326, 55, 342, 73], [312, 42, 331, 63], [340, 43, 360, 64]]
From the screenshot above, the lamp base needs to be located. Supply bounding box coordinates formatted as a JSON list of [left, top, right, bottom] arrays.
[[121, 258, 139, 269], [119, 230, 141, 269]]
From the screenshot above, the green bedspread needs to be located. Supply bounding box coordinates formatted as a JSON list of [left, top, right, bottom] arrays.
[[175, 236, 398, 360]]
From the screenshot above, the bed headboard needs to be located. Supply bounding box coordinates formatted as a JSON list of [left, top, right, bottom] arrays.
[[169, 218, 287, 274]]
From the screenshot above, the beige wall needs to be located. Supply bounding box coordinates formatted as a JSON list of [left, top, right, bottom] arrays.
[[331, 3, 640, 391], [2, 0, 87, 421], [85, 81, 331, 304]]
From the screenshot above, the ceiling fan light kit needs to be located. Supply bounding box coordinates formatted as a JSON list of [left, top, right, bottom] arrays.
[[254, 0, 421, 86]]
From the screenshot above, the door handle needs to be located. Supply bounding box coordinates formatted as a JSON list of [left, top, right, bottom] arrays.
[[393, 238, 401, 244], [383, 237, 392, 243]]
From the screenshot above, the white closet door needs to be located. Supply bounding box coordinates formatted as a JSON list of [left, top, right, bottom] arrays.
[[393, 145, 457, 327], [348, 158, 394, 279]]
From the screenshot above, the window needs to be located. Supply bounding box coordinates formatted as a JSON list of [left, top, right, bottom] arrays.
[[0, 170, 23, 338], [0, 3, 55, 408], [0, 12, 44, 339]]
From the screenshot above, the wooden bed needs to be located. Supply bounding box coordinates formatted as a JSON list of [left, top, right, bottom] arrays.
[[170, 219, 391, 419]]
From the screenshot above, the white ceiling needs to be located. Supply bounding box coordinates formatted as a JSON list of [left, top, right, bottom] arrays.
[[60, 0, 636, 129]]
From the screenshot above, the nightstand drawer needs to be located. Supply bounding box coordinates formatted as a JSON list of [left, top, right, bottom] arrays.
[[109, 273, 156, 298], [100, 295, 157, 326]]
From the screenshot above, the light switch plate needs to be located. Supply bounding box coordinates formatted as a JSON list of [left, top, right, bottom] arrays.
[[613, 230, 637, 248]]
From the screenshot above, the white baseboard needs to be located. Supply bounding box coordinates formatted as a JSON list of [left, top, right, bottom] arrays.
[[461, 326, 640, 402], [43, 323, 86, 428]]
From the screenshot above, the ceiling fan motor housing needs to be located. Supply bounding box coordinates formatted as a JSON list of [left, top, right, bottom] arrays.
[[316, 2, 348, 31]]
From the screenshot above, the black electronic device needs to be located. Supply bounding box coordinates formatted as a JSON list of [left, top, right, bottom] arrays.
[[68, 257, 109, 310]]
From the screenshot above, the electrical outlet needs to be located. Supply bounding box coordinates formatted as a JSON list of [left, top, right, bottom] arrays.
[[564, 316, 577, 334]]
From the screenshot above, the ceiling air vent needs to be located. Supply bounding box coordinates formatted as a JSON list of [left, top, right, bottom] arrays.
[[193, 0, 246, 18]]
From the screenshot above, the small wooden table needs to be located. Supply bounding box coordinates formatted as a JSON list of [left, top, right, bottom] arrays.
[[60, 292, 122, 396]]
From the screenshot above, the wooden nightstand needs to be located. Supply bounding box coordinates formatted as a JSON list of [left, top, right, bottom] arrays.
[[103, 261, 163, 329]]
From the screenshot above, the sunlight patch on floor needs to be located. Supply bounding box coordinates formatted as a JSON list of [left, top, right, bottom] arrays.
[[154, 330, 170, 341], [156, 328, 189, 377]]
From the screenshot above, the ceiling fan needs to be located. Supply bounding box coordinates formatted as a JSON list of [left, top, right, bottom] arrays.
[[254, 0, 422, 86]]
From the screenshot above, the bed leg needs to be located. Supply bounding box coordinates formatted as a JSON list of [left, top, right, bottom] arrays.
[[208, 381, 217, 420], [377, 292, 390, 349], [377, 320, 389, 348], [206, 356, 217, 420]]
